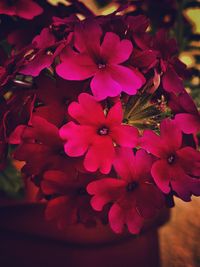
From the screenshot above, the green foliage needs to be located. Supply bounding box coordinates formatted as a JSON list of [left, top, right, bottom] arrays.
[[0, 160, 24, 199]]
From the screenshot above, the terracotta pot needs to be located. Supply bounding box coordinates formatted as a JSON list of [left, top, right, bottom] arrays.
[[0, 202, 170, 267]]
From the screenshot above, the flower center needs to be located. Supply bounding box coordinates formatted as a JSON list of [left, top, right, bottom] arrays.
[[98, 63, 106, 69], [126, 181, 138, 192], [97, 126, 109, 136], [77, 187, 87, 195], [167, 154, 176, 164]]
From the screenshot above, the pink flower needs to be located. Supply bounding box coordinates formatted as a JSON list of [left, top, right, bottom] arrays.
[[56, 21, 145, 100], [170, 91, 200, 135], [141, 119, 200, 201], [19, 28, 62, 77], [0, 0, 43, 20], [59, 93, 139, 174], [87, 148, 164, 234]]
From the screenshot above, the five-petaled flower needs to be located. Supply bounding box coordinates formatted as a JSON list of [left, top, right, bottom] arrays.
[[141, 119, 200, 201], [41, 170, 98, 228], [56, 21, 145, 100], [59, 93, 139, 174], [87, 148, 164, 234]]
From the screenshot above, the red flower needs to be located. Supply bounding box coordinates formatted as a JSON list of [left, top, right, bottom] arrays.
[[10, 115, 76, 179], [87, 148, 164, 234], [59, 93, 139, 174], [56, 21, 145, 100], [33, 74, 83, 126], [175, 113, 200, 135], [141, 119, 200, 201], [41, 170, 99, 228], [0, 0, 43, 20], [152, 30, 188, 94]]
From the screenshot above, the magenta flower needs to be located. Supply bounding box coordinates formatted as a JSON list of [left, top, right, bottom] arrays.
[[0, 0, 43, 20], [19, 28, 61, 77], [141, 119, 200, 201], [87, 148, 164, 234], [59, 93, 139, 174], [175, 113, 200, 135], [152, 30, 189, 94], [56, 22, 145, 100], [170, 91, 200, 135]]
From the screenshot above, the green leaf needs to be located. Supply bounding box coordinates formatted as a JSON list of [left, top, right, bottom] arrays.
[[0, 160, 24, 199]]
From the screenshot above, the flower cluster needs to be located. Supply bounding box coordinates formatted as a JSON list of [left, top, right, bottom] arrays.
[[1, 0, 200, 234]]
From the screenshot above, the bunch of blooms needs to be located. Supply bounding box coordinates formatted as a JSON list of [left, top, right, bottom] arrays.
[[0, 0, 200, 234]]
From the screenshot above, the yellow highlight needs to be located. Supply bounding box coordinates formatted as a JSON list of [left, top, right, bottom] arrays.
[[179, 53, 195, 67], [101, 5, 118, 16], [184, 8, 200, 34], [47, 0, 71, 6]]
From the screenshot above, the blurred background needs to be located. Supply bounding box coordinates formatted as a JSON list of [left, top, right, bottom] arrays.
[[0, 1, 199, 266]]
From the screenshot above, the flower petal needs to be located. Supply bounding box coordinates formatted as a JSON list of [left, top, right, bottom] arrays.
[[140, 130, 166, 158], [56, 48, 97, 81], [171, 173, 200, 201], [126, 207, 144, 234], [68, 93, 105, 126], [90, 71, 122, 100], [110, 125, 139, 147], [84, 135, 115, 174], [177, 147, 200, 177], [42, 170, 75, 195], [45, 196, 77, 227], [74, 20, 102, 53], [108, 203, 125, 233], [162, 65, 184, 94], [151, 159, 171, 194], [15, 0, 43, 20], [101, 32, 133, 64], [175, 113, 200, 134], [60, 122, 95, 157], [113, 147, 135, 181], [109, 64, 145, 95], [160, 119, 182, 152], [87, 178, 125, 211], [136, 183, 164, 218], [106, 102, 123, 126]]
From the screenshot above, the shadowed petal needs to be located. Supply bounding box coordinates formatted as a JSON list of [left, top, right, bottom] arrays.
[[151, 159, 171, 194], [175, 113, 200, 134], [162, 65, 184, 94], [177, 147, 200, 177], [108, 203, 125, 233], [87, 178, 125, 211]]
